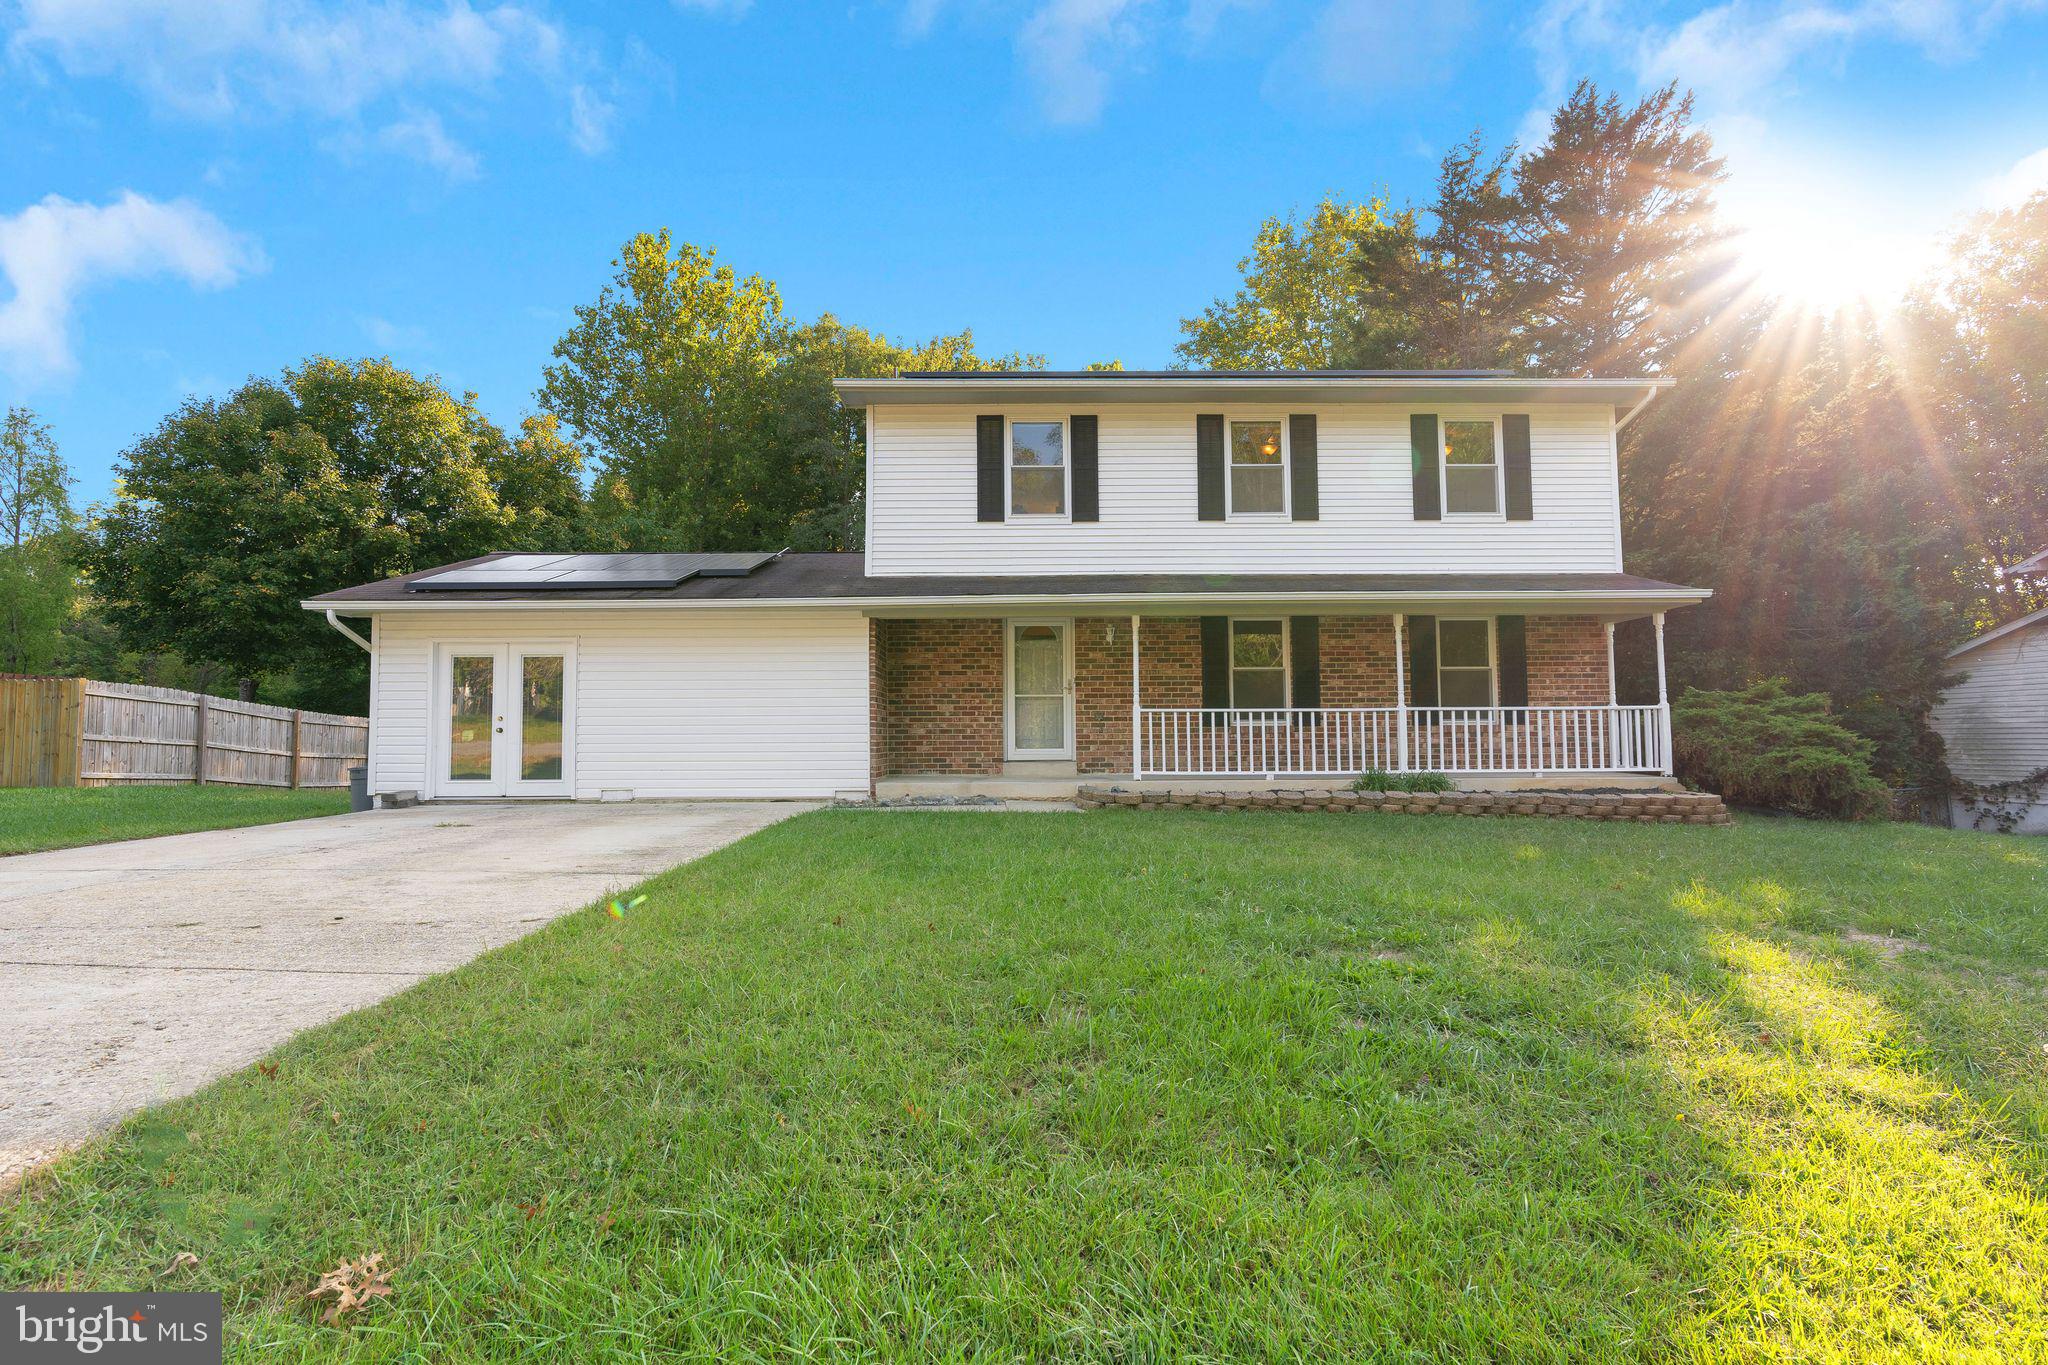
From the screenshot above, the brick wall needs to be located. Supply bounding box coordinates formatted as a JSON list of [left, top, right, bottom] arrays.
[[872, 617, 1004, 776], [870, 612, 1614, 778], [1527, 616, 1611, 706]]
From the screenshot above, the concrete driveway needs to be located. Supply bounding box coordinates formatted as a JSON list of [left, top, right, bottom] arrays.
[[0, 800, 812, 1186]]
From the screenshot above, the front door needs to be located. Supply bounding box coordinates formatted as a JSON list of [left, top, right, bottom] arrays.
[[433, 643, 574, 798], [1006, 619, 1073, 760]]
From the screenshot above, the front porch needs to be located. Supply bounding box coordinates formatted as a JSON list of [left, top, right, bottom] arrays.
[[870, 607, 1680, 797]]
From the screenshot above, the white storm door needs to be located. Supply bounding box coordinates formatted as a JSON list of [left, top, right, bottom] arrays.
[[436, 645, 509, 797], [1006, 619, 1073, 760], [505, 645, 574, 797]]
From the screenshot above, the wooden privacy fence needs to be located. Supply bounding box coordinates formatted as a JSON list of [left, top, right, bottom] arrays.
[[0, 678, 367, 789]]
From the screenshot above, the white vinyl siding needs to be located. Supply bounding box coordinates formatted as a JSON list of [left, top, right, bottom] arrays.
[[367, 607, 870, 799], [1931, 619, 2048, 833], [1931, 620, 2048, 785], [865, 402, 1623, 575]]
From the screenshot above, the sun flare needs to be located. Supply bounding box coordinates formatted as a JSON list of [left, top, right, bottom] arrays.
[[1726, 196, 1934, 315]]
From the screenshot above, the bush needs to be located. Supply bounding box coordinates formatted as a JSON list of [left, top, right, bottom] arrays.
[[1351, 769, 1456, 793], [1673, 681, 1890, 819]]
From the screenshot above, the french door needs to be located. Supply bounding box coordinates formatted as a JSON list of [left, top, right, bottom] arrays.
[[432, 643, 574, 798], [1005, 619, 1074, 760]]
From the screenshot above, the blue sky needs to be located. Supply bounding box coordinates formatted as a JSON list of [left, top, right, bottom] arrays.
[[5, 0, 2048, 504]]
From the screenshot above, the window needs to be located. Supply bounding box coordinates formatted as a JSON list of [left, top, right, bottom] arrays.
[[1229, 419, 1285, 515], [1010, 420, 1066, 516], [1442, 418, 1500, 515], [1231, 618, 1287, 708], [1437, 618, 1495, 707]]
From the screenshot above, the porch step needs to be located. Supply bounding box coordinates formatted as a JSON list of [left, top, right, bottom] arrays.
[[1074, 785, 1732, 824]]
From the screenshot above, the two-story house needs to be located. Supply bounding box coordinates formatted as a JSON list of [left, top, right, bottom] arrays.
[[304, 370, 1710, 802]]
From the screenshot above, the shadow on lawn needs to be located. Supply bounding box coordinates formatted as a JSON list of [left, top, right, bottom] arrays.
[[1467, 840, 2048, 1361]]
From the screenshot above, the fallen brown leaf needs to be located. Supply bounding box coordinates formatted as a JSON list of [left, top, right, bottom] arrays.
[[306, 1253, 393, 1325]]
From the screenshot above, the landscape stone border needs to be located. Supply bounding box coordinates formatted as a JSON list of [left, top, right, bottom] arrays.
[[1074, 785, 1732, 824]]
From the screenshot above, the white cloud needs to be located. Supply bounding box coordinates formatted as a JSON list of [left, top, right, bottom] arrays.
[[568, 83, 615, 155], [377, 110, 481, 179], [1983, 145, 2048, 208], [0, 191, 260, 383], [1270, 0, 1473, 103], [6, 0, 617, 174], [1016, 0, 1147, 126], [358, 314, 430, 350]]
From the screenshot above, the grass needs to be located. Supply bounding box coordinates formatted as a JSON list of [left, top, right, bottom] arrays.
[[4, 810, 2046, 1361], [0, 785, 351, 855]]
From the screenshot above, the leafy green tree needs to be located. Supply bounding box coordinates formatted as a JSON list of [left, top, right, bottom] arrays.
[[1177, 196, 1422, 368], [545, 233, 1039, 553], [0, 407, 76, 674], [88, 357, 574, 711], [1902, 192, 2048, 623]]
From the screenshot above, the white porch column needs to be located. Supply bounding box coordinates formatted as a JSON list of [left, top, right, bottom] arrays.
[[1605, 620, 1620, 768], [1393, 612, 1409, 772], [1129, 613, 1142, 781], [1653, 611, 1674, 777]]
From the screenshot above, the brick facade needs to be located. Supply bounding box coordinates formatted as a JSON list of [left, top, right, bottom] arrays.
[[871, 617, 1004, 776], [1526, 616, 1611, 706], [871, 612, 1614, 777]]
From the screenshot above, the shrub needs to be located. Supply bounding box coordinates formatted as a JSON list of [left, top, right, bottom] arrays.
[[1351, 769, 1456, 794], [1673, 680, 1890, 819]]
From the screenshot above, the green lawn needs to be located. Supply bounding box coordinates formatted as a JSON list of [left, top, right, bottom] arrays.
[[4, 811, 2045, 1361], [0, 785, 351, 855]]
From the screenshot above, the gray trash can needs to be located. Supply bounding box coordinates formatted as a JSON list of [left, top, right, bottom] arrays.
[[348, 765, 371, 813]]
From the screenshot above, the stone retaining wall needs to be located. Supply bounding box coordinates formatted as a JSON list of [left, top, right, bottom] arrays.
[[1075, 785, 1732, 824]]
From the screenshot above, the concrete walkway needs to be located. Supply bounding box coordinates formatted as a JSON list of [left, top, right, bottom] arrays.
[[0, 800, 811, 1186]]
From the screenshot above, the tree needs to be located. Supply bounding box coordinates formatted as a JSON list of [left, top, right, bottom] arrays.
[[88, 357, 574, 711], [1900, 192, 2048, 623], [1177, 196, 1422, 368], [0, 407, 76, 674], [1512, 82, 1732, 375], [545, 233, 1040, 553]]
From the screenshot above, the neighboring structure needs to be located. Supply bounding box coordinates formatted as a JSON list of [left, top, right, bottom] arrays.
[[1931, 555, 2048, 833], [304, 370, 1711, 801]]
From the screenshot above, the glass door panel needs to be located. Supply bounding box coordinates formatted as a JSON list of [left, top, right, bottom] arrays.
[[1010, 622, 1069, 756], [446, 652, 500, 786], [518, 654, 566, 782]]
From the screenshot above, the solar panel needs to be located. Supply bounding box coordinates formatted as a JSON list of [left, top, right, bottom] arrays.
[[408, 551, 781, 592]]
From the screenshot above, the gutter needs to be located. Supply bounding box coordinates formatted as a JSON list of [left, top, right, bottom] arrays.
[[303, 586, 1713, 614]]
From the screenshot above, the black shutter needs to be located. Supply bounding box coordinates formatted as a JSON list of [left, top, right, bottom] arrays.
[[1408, 615, 1439, 706], [1497, 615, 1529, 707], [976, 415, 1004, 522], [1410, 414, 1442, 520], [1290, 616, 1320, 709], [1503, 414, 1533, 521], [1289, 414, 1318, 521], [1071, 415, 1099, 522], [1196, 414, 1225, 521], [1200, 617, 1230, 715]]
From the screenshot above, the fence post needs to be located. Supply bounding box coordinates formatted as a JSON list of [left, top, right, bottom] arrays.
[[193, 693, 209, 785], [1393, 613, 1409, 772], [289, 708, 303, 788]]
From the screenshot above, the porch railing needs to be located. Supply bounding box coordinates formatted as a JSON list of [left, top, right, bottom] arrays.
[[1134, 704, 1669, 779]]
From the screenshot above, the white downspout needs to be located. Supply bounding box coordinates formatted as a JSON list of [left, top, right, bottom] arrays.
[[325, 609, 372, 653]]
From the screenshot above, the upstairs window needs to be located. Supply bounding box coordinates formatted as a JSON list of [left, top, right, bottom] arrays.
[[1443, 418, 1501, 515], [1231, 618, 1287, 708], [1009, 420, 1067, 516], [1436, 618, 1495, 707], [1229, 419, 1285, 515]]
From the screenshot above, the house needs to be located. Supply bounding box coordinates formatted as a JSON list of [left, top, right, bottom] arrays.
[[1930, 554, 2048, 833], [302, 370, 1711, 802]]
